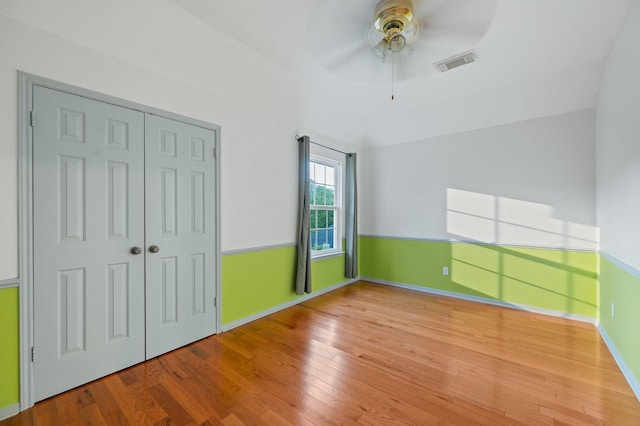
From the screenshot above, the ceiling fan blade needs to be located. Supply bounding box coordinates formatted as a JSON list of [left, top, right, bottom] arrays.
[[415, 0, 497, 21], [411, 31, 480, 53], [408, 39, 471, 63], [306, 0, 373, 56], [414, 0, 498, 42], [415, 0, 462, 19], [328, 47, 390, 83], [323, 39, 371, 71], [419, 22, 492, 41]]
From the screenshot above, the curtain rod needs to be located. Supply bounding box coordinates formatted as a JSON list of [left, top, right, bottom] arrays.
[[296, 135, 352, 156]]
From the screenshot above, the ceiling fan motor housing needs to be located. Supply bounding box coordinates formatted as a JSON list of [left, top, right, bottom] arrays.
[[374, 0, 414, 39]]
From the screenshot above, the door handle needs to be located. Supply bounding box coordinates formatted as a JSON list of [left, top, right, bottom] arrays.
[[149, 245, 160, 254], [130, 246, 142, 255]]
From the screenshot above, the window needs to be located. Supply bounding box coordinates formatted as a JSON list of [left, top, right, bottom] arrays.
[[310, 156, 341, 256]]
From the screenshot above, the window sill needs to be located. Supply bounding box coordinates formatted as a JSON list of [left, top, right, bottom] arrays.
[[311, 250, 344, 261]]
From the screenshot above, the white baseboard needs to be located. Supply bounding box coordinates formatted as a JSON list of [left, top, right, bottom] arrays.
[[0, 403, 19, 421], [596, 321, 640, 402], [361, 277, 596, 324], [221, 278, 358, 332]]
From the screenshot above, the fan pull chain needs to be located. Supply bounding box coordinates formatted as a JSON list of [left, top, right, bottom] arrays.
[[391, 52, 395, 100]]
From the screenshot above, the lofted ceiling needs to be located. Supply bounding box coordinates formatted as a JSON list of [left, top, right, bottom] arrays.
[[167, 0, 634, 148], [1, 0, 634, 149]]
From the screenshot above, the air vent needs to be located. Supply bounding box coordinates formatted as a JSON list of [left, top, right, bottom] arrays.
[[434, 50, 477, 72]]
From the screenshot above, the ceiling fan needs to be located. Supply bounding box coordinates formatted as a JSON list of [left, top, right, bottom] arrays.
[[306, 0, 498, 83], [368, 0, 421, 63]]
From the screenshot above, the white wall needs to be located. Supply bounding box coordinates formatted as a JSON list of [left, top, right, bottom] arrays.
[[360, 110, 597, 250], [0, 5, 308, 279], [596, 0, 640, 270]]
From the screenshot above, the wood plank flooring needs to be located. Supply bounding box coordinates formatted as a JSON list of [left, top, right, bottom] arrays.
[[3, 281, 640, 425]]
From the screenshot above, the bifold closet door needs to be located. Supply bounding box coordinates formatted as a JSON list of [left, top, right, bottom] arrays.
[[144, 114, 217, 359], [32, 86, 146, 402]]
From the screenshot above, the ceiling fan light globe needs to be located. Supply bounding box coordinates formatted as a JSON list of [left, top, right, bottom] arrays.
[[371, 41, 387, 62], [399, 43, 414, 61], [388, 34, 406, 52], [402, 20, 420, 44], [368, 25, 385, 45]]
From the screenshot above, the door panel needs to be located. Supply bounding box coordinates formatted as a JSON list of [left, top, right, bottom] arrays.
[[33, 86, 146, 401], [145, 114, 217, 359]]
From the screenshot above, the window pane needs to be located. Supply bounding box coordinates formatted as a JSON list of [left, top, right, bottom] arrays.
[[318, 209, 327, 228], [316, 229, 328, 250], [327, 210, 334, 228], [325, 185, 335, 206], [326, 165, 335, 186], [310, 209, 317, 228], [311, 230, 317, 251], [318, 186, 327, 206], [328, 226, 335, 249], [314, 163, 325, 185]]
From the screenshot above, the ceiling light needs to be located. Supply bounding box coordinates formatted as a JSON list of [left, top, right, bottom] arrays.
[[388, 33, 406, 52], [398, 43, 413, 61], [371, 40, 387, 62]]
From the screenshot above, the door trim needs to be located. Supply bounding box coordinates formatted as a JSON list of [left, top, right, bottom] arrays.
[[17, 72, 222, 410]]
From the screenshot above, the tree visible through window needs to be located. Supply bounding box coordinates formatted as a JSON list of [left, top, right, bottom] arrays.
[[310, 158, 339, 255]]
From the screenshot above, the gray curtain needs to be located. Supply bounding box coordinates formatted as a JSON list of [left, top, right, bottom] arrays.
[[295, 136, 312, 294], [345, 153, 358, 278]]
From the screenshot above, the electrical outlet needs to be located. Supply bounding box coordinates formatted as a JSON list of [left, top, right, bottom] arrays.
[[442, 266, 449, 276], [611, 302, 615, 318]]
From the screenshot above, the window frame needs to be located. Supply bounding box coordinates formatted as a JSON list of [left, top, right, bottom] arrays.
[[309, 155, 342, 258]]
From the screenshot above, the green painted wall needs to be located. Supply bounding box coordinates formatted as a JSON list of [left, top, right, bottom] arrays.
[[221, 246, 351, 325], [360, 237, 598, 317], [7, 241, 638, 413], [598, 256, 640, 382], [0, 287, 20, 409], [0, 246, 352, 412]]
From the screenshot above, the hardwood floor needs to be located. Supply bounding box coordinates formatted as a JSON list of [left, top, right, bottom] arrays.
[[4, 281, 640, 425]]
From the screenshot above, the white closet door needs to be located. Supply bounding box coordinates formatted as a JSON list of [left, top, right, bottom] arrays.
[[32, 86, 146, 401], [144, 114, 217, 359]]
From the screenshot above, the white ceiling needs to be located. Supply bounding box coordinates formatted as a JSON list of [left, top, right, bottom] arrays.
[[167, 0, 634, 148], [1, 0, 634, 149]]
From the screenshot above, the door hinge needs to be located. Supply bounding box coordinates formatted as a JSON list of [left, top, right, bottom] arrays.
[[30, 111, 35, 127], [214, 297, 217, 308], [31, 346, 35, 362], [213, 147, 216, 159]]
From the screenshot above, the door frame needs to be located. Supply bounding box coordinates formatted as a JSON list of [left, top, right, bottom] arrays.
[[17, 72, 222, 410]]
